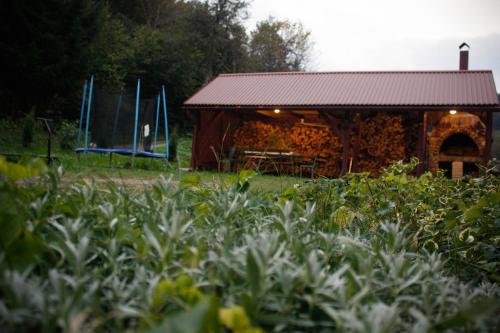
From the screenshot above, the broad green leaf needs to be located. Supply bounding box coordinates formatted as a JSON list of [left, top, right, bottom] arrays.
[[0, 189, 24, 247], [246, 249, 261, 297], [180, 174, 201, 187], [331, 206, 356, 229], [435, 297, 498, 331], [0, 217, 22, 248], [239, 170, 256, 183], [6, 231, 45, 269], [147, 300, 211, 333], [0, 157, 46, 181], [219, 306, 250, 331]]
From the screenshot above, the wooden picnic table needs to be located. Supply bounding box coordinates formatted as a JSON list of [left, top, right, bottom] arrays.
[[235, 148, 303, 174]]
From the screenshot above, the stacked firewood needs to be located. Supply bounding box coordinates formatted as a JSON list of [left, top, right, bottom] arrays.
[[233, 121, 290, 149], [233, 114, 407, 177], [233, 121, 343, 176], [356, 114, 406, 175], [289, 125, 342, 176]]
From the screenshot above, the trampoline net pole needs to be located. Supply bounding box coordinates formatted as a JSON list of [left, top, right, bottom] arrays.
[[153, 93, 160, 153], [162, 85, 169, 159], [77, 80, 87, 150], [84, 75, 94, 158], [132, 79, 141, 164]]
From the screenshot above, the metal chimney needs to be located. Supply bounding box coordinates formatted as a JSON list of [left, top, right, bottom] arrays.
[[459, 42, 469, 70]]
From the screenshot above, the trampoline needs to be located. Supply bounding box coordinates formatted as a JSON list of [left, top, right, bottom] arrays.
[[74, 148, 168, 159], [76, 76, 170, 161]]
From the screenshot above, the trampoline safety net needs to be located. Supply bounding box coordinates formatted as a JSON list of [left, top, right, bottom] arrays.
[[76, 78, 169, 159]]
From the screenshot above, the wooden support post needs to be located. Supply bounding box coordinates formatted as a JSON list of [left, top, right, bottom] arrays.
[[319, 111, 346, 177], [352, 112, 361, 173], [416, 111, 424, 175], [186, 110, 200, 170], [421, 111, 428, 173], [484, 110, 493, 165], [341, 111, 354, 176]]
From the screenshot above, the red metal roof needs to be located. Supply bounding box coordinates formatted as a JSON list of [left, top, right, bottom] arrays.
[[184, 70, 499, 107]]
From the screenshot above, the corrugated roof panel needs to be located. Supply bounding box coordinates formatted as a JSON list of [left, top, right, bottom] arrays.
[[184, 71, 499, 107]]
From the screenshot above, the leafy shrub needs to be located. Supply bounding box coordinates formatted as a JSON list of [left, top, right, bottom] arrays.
[[301, 158, 500, 283], [21, 109, 36, 147], [0, 157, 47, 271], [0, 118, 20, 147], [58, 120, 79, 150], [0, 161, 498, 332]]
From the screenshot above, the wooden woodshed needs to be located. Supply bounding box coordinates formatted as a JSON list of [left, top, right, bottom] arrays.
[[183, 46, 499, 178]]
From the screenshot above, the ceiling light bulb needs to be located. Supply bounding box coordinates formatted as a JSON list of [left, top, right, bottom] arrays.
[[449, 110, 457, 115], [274, 109, 280, 114]]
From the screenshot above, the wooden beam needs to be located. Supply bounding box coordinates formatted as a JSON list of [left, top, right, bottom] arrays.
[[183, 105, 498, 113], [319, 112, 341, 134]]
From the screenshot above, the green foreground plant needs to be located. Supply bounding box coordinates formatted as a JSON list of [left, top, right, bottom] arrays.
[[0, 158, 499, 332]]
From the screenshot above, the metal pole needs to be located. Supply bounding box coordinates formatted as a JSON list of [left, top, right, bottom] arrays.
[[162, 85, 169, 158], [153, 93, 160, 153], [111, 89, 123, 149], [132, 79, 141, 164], [84, 75, 94, 156], [77, 80, 87, 149]]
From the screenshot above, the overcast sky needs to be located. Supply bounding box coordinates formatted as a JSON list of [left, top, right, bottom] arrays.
[[245, 0, 500, 90]]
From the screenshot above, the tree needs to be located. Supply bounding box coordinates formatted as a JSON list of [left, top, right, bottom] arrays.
[[87, 4, 134, 89], [249, 17, 312, 72], [0, 0, 102, 118], [197, 0, 251, 80], [1, 0, 314, 126]]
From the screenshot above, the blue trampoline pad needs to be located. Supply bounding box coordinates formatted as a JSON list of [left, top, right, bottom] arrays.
[[75, 148, 168, 159]]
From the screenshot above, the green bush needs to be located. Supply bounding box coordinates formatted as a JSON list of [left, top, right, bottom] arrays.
[[57, 120, 79, 150], [0, 118, 20, 147], [21, 109, 36, 148], [301, 158, 500, 283], [0, 160, 498, 332]]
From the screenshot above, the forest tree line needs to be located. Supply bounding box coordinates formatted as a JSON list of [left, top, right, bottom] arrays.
[[0, 0, 312, 126]]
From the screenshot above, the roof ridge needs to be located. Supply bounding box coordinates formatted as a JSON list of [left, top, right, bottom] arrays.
[[185, 70, 498, 107], [219, 70, 493, 77]]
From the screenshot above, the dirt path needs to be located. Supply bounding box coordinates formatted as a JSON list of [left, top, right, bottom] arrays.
[[62, 175, 170, 188], [89, 177, 159, 187]]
